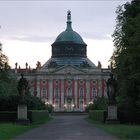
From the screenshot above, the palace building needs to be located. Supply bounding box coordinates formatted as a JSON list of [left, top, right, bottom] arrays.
[[15, 11, 110, 112]]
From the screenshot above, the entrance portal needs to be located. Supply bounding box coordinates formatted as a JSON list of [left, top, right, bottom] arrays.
[[67, 102, 72, 111], [67, 98, 73, 112], [80, 101, 84, 112]]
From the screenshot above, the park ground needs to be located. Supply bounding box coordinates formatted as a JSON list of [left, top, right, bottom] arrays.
[[0, 115, 140, 140]]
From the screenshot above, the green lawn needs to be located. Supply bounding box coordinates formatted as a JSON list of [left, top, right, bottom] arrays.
[[88, 118, 140, 140], [0, 123, 33, 140], [0, 117, 51, 140]]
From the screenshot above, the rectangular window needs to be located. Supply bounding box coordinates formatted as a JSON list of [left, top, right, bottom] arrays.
[[80, 88, 84, 99], [92, 87, 97, 98], [55, 87, 59, 98], [42, 87, 46, 98]]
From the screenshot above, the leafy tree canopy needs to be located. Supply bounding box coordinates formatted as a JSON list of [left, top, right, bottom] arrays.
[[111, 0, 140, 122], [0, 43, 18, 96]]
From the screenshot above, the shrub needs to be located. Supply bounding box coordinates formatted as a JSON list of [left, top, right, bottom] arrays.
[[89, 110, 107, 122], [0, 111, 17, 122], [86, 97, 108, 112], [117, 96, 140, 123], [28, 110, 49, 123], [46, 104, 53, 113], [0, 95, 20, 111], [0, 95, 47, 111], [24, 95, 47, 110]]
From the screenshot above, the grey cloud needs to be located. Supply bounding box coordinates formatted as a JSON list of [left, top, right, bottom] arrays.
[[0, 1, 129, 43], [81, 32, 112, 40], [2, 35, 56, 43]]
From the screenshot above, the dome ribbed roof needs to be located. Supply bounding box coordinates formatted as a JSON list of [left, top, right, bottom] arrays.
[[54, 30, 86, 45]]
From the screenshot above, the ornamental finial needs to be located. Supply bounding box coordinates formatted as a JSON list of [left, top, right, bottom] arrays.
[[66, 10, 72, 30], [67, 10, 71, 15], [67, 10, 71, 22]]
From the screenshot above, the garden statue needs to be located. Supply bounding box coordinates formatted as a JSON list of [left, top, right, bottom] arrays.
[[17, 74, 29, 99], [106, 73, 117, 104], [17, 74, 30, 124]]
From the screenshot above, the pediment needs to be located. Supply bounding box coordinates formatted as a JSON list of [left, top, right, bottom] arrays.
[[52, 65, 86, 75]]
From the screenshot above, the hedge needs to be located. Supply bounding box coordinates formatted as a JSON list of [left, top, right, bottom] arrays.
[[0, 95, 47, 111], [0, 110, 49, 123], [0, 111, 17, 122], [28, 110, 49, 123], [89, 110, 107, 123]]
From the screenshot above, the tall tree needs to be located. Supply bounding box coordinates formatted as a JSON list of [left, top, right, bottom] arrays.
[[0, 43, 18, 96], [111, 0, 140, 122], [0, 43, 9, 70]]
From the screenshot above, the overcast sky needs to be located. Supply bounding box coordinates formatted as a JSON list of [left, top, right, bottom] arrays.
[[0, 0, 131, 68]]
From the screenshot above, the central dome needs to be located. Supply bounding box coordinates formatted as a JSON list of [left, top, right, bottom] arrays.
[[52, 10, 87, 58]]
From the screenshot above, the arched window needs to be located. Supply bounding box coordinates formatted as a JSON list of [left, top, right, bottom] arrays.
[[55, 80, 58, 85], [42, 80, 46, 85], [68, 80, 72, 86], [92, 87, 97, 98], [80, 88, 84, 98]]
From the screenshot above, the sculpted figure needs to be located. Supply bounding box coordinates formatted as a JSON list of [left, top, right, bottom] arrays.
[[36, 61, 41, 69], [17, 74, 29, 98], [106, 73, 117, 104]]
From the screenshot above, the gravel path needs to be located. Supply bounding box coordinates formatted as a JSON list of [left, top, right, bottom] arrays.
[[14, 115, 120, 140]]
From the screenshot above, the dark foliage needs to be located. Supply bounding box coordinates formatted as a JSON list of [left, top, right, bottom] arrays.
[[0, 45, 18, 97], [0, 95, 47, 111], [45, 104, 53, 113], [86, 97, 108, 112], [111, 0, 140, 123]]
